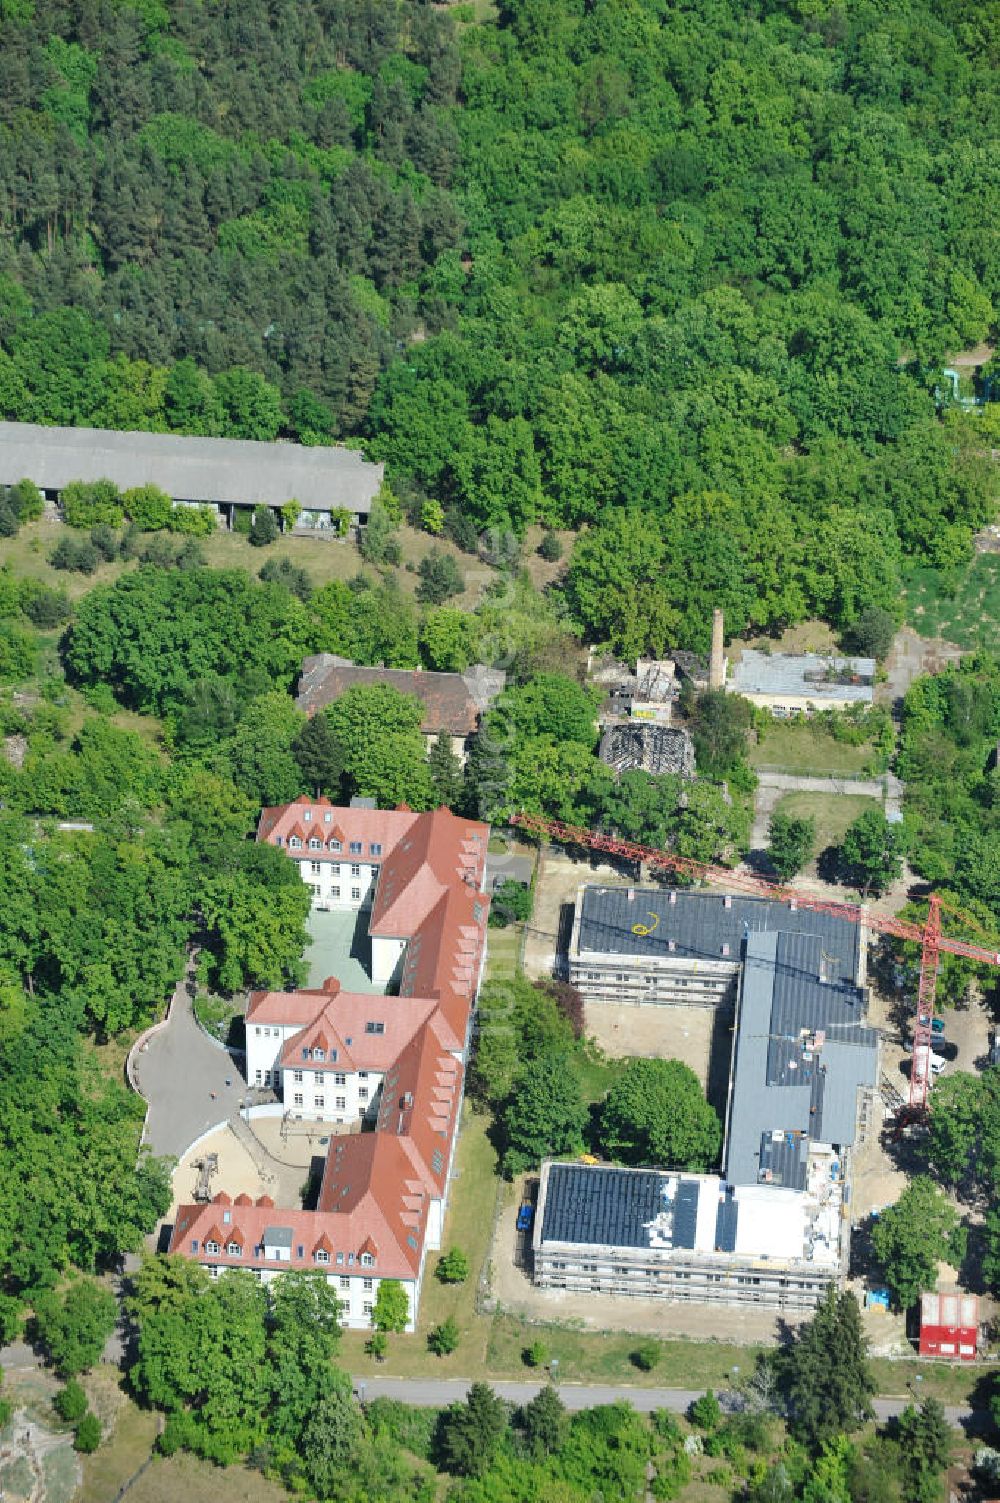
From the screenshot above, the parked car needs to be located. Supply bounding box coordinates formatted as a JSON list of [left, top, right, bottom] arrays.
[[516, 1203, 534, 1232], [918, 1013, 946, 1036]]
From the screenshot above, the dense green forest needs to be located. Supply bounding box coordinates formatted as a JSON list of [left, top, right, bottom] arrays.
[[0, 0, 997, 650]]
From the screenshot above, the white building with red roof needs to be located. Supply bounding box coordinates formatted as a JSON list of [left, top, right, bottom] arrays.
[[169, 800, 490, 1331]]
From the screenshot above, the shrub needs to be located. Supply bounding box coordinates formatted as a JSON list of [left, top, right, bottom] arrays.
[[421, 498, 445, 534], [259, 556, 313, 601], [123, 484, 172, 530], [50, 536, 100, 574], [436, 1248, 470, 1284], [689, 1389, 722, 1431], [89, 524, 119, 562], [445, 509, 480, 554], [488, 879, 532, 927], [329, 506, 351, 537], [416, 549, 463, 605], [9, 478, 43, 521], [632, 1338, 662, 1372], [249, 505, 279, 546], [54, 1380, 88, 1423], [539, 531, 563, 562], [175, 538, 206, 571], [523, 1340, 549, 1368], [61, 479, 124, 528], [168, 503, 217, 536], [20, 581, 71, 627], [366, 1331, 388, 1361], [138, 534, 178, 568], [74, 1412, 101, 1452], [428, 1316, 460, 1356], [232, 505, 252, 535]]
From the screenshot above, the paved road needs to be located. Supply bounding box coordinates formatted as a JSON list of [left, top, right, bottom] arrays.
[[349, 1376, 987, 1430], [132, 981, 246, 1158]]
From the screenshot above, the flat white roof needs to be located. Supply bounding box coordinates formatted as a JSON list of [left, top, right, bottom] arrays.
[[0, 421, 383, 513]]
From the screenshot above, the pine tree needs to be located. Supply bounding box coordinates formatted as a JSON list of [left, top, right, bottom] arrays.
[[897, 1398, 952, 1503], [429, 733, 464, 808], [292, 714, 345, 798], [785, 1288, 874, 1447], [463, 721, 512, 822]]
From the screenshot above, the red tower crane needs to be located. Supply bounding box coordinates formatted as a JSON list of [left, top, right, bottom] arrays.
[[512, 811, 1000, 1111]]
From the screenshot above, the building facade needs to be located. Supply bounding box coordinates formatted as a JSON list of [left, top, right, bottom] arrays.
[[170, 799, 491, 1330]]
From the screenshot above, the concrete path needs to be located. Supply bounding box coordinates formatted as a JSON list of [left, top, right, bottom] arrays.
[[131, 979, 246, 1159], [349, 1376, 985, 1429]]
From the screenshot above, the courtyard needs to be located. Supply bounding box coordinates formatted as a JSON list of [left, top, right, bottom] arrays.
[[303, 907, 384, 993]]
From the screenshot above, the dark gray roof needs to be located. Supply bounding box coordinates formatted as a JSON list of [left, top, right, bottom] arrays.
[[0, 420, 383, 512], [726, 929, 878, 1187], [672, 1181, 699, 1250], [714, 1193, 738, 1252], [576, 885, 861, 974], [263, 1225, 294, 1247], [541, 1164, 663, 1247], [729, 650, 875, 702]]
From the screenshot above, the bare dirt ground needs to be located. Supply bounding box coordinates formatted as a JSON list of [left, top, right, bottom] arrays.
[[584, 1003, 720, 1088], [522, 849, 628, 981], [880, 625, 963, 708], [167, 1114, 332, 1220]]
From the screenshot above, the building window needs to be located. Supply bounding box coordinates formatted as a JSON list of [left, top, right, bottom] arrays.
[[349, 841, 362, 854], [255, 1069, 262, 1084], [316, 1250, 330, 1264], [293, 1093, 303, 1108], [363, 1301, 373, 1316], [227, 1242, 241, 1257], [190, 1239, 199, 1253], [313, 1048, 325, 1061], [254, 1026, 261, 1036], [205, 1240, 220, 1254], [293, 1070, 303, 1084], [334, 1072, 346, 1086], [303, 810, 311, 822], [310, 884, 321, 897], [339, 1276, 350, 1289], [369, 842, 382, 856], [359, 1087, 369, 1102], [330, 886, 340, 899], [309, 839, 321, 851], [310, 860, 321, 873], [324, 811, 332, 823], [366, 1021, 385, 1035], [336, 1096, 346, 1110], [363, 1277, 373, 1291], [289, 837, 301, 849], [361, 1253, 374, 1268], [330, 839, 342, 852], [315, 1096, 325, 1110], [351, 887, 361, 901]]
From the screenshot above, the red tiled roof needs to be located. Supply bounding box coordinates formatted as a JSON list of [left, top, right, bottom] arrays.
[[296, 656, 489, 736], [173, 801, 490, 1294]]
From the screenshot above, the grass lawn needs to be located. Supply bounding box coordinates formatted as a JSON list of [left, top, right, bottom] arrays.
[[569, 1047, 628, 1104], [485, 924, 521, 979], [339, 1104, 503, 1377], [772, 791, 880, 865], [750, 720, 881, 777], [905, 556, 1000, 652], [5, 515, 496, 611], [78, 1393, 160, 1503], [126, 1453, 293, 1503], [486, 1316, 759, 1390]]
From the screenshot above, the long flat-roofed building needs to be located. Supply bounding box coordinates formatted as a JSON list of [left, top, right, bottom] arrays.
[[0, 420, 383, 531], [534, 884, 879, 1311]]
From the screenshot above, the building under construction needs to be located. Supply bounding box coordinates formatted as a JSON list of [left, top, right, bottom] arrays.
[[534, 882, 879, 1312]]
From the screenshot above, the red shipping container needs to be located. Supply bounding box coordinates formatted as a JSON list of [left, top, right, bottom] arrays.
[[918, 1291, 978, 1360]]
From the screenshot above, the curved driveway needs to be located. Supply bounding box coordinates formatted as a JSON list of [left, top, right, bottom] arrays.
[[131, 982, 247, 1159]]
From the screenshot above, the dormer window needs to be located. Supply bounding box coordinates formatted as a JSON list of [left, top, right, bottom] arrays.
[[227, 1241, 242, 1257], [349, 841, 362, 854], [324, 811, 332, 823], [316, 1249, 330, 1264], [309, 837, 321, 849], [205, 1239, 220, 1254], [361, 1252, 374, 1267], [365, 1021, 385, 1036], [313, 1048, 325, 1061], [303, 810, 311, 822], [289, 836, 302, 849], [330, 839, 342, 852], [369, 843, 382, 856]]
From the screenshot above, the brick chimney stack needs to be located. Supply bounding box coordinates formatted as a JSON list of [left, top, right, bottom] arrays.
[[709, 608, 725, 690]]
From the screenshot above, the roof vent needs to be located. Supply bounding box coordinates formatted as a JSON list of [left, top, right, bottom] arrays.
[[723, 895, 732, 909], [721, 943, 730, 957], [669, 891, 677, 905]]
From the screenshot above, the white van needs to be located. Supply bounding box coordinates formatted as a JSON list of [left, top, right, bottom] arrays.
[[912, 1044, 947, 1083]]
